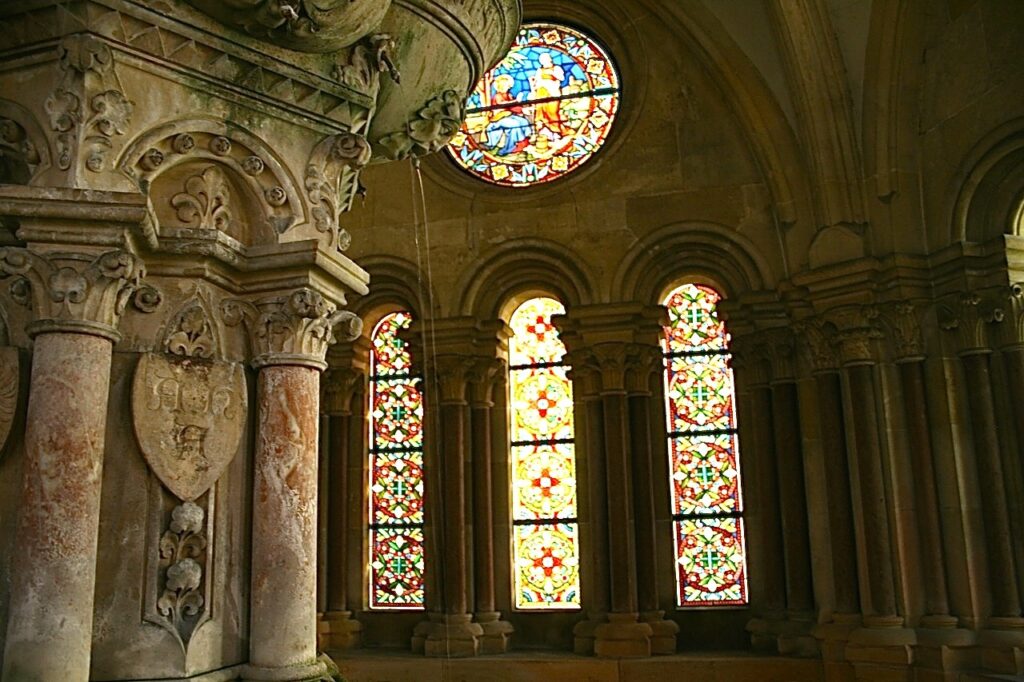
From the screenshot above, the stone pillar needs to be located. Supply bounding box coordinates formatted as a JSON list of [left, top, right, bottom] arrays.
[[590, 344, 652, 658], [626, 344, 679, 655], [763, 330, 817, 656], [939, 292, 1024, 673], [1, 248, 148, 682], [832, 312, 915, 677], [468, 357, 514, 654], [224, 288, 360, 681], [406, 332, 485, 658], [731, 338, 787, 652], [319, 360, 367, 650], [568, 356, 610, 655]]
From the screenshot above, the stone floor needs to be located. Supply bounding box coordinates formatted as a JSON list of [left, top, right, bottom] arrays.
[[327, 650, 826, 682]]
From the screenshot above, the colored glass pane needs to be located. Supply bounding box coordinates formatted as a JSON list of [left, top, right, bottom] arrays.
[[368, 312, 425, 609], [665, 354, 735, 433], [508, 297, 567, 365], [512, 443, 577, 521], [370, 528, 426, 608], [669, 434, 741, 516], [674, 518, 747, 606], [513, 523, 581, 608], [662, 284, 748, 607], [508, 297, 581, 610], [509, 366, 575, 442], [447, 23, 620, 187]]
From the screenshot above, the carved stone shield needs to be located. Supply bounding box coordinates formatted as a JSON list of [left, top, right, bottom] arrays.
[[0, 347, 19, 453], [133, 353, 247, 501]]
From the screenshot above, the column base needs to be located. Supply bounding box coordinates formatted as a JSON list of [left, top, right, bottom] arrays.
[[241, 659, 329, 681], [978, 617, 1024, 674], [413, 614, 483, 658], [318, 611, 363, 651], [641, 610, 679, 655], [813, 615, 861, 682], [746, 613, 785, 652], [845, 619, 916, 682], [474, 611, 514, 654], [914, 621, 977, 679], [777, 613, 820, 657], [573, 614, 604, 655], [593, 613, 653, 658]]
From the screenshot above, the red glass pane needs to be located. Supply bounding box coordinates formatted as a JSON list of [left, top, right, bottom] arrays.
[[370, 528, 425, 609]]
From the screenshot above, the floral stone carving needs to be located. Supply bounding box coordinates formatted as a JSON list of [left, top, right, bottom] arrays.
[[133, 299, 247, 501], [305, 132, 371, 251], [153, 500, 210, 647], [171, 165, 233, 232]]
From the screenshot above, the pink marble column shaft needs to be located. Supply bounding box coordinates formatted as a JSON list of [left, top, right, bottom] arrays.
[[2, 333, 113, 682], [249, 365, 322, 672]]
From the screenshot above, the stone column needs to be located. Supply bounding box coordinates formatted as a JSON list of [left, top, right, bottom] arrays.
[[832, 311, 915, 676], [731, 338, 787, 651], [567, 355, 610, 655], [319, 360, 367, 650], [224, 288, 361, 681], [1, 248, 148, 682], [590, 343, 653, 658], [468, 357, 514, 654], [626, 344, 678, 654], [412, 347, 482, 658], [763, 330, 816, 656]]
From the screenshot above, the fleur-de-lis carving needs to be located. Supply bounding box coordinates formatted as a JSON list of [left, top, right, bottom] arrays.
[[171, 166, 233, 231]]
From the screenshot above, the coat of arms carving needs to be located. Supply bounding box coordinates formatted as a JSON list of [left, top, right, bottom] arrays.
[[132, 300, 247, 501]]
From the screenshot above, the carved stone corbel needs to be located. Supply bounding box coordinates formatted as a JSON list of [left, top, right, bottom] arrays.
[[305, 131, 371, 251], [44, 34, 133, 174], [221, 288, 362, 370], [0, 247, 159, 340], [334, 33, 401, 96], [376, 90, 464, 160]]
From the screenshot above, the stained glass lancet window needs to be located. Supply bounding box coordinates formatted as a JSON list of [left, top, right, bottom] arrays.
[[368, 311, 426, 609], [507, 297, 582, 609], [662, 284, 749, 607], [447, 23, 620, 187]]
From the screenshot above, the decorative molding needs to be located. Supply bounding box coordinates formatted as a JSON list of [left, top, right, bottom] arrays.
[[44, 34, 133, 173], [335, 33, 401, 96], [376, 90, 464, 160], [0, 248, 158, 340], [305, 132, 371, 251], [171, 165, 233, 232], [0, 347, 19, 456], [222, 288, 362, 370], [121, 123, 303, 236]]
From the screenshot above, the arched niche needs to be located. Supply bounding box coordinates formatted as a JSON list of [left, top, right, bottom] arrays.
[[0, 99, 51, 185], [950, 121, 1024, 244]]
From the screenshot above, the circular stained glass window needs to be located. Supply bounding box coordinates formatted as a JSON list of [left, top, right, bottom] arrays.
[[446, 23, 621, 187]]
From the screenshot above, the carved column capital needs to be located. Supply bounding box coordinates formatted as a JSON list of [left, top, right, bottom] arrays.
[[431, 355, 478, 405], [0, 247, 158, 340], [566, 350, 602, 400], [762, 327, 797, 382], [877, 301, 926, 363], [624, 344, 663, 396], [989, 283, 1024, 351], [467, 358, 505, 408], [222, 288, 361, 370], [729, 334, 770, 387], [591, 342, 630, 395], [322, 366, 366, 416], [936, 291, 1001, 357], [792, 318, 840, 374], [825, 306, 883, 367]]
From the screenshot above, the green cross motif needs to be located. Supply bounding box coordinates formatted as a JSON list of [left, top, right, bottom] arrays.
[[686, 309, 705, 325], [390, 405, 408, 421], [701, 547, 721, 570], [697, 464, 715, 485], [391, 479, 407, 497], [690, 385, 711, 403], [390, 557, 407, 574]]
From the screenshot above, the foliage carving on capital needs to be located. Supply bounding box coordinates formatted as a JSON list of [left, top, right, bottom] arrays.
[[430, 355, 478, 404], [792, 318, 839, 374], [45, 34, 133, 173], [335, 33, 401, 96], [322, 366, 366, 416], [728, 334, 770, 387], [305, 131, 371, 251], [221, 288, 362, 369], [762, 328, 797, 381], [878, 302, 925, 362], [987, 284, 1024, 351], [936, 291, 1002, 356], [590, 343, 631, 394], [0, 248, 159, 339], [467, 357, 505, 407], [625, 344, 662, 396], [376, 90, 464, 160], [826, 306, 883, 366], [565, 350, 602, 400]]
